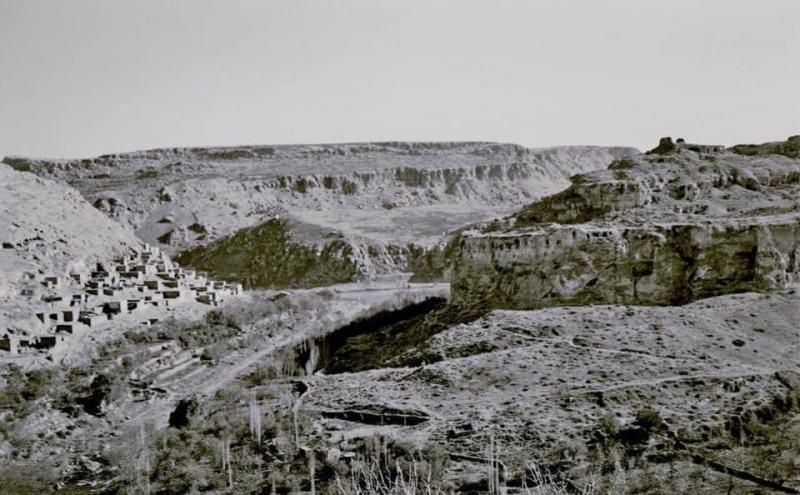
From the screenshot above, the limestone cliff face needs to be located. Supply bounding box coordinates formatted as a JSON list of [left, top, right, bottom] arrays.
[[451, 218, 800, 308], [5, 142, 636, 288], [3, 142, 636, 251], [451, 137, 800, 308]]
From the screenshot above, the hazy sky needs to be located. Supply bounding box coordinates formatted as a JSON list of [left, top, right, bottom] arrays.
[[1, 0, 799, 159]]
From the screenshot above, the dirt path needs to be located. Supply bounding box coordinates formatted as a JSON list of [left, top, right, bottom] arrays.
[[553, 369, 776, 399]]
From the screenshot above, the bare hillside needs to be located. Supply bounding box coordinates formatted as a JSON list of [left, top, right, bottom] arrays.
[[0, 165, 139, 330]]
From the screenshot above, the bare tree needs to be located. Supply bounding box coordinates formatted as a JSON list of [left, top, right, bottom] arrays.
[[249, 393, 262, 446], [137, 422, 151, 495], [221, 437, 233, 488]]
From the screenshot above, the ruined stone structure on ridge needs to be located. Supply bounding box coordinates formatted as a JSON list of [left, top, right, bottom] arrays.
[[0, 243, 242, 355]]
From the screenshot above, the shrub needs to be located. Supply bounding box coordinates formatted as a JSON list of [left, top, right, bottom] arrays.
[[598, 413, 620, 436], [205, 309, 241, 329], [0, 462, 57, 493], [633, 408, 664, 433], [135, 167, 160, 180], [187, 222, 207, 234]]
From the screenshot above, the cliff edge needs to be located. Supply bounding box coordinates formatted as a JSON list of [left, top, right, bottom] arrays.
[[451, 136, 800, 308]]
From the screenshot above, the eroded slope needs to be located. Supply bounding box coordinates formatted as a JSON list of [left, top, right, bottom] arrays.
[[304, 290, 800, 489], [0, 165, 139, 329], [4, 142, 636, 286]]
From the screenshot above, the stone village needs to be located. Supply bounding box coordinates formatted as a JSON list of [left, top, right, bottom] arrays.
[[0, 243, 242, 355]]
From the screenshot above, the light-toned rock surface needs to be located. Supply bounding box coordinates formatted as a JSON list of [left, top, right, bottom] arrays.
[[451, 138, 800, 308], [4, 142, 637, 285], [305, 289, 800, 472]]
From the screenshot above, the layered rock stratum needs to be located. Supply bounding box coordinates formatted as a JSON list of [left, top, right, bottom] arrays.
[[4, 142, 636, 287], [451, 137, 800, 308]]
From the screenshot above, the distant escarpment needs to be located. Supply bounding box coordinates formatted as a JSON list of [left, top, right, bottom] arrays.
[[451, 136, 800, 308], [5, 142, 635, 287]]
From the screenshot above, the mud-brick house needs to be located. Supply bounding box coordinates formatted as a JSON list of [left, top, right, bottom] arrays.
[[41, 295, 64, 307], [71, 293, 90, 306], [197, 293, 217, 306], [0, 335, 25, 354], [162, 289, 187, 300], [136, 264, 158, 275], [115, 262, 132, 273], [78, 311, 104, 327], [120, 271, 144, 283], [56, 324, 73, 334], [35, 334, 66, 350], [198, 288, 228, 305], [103, 301, 123, 315]]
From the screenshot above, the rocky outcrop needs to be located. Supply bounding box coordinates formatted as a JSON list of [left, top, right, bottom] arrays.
[[451, 217, 800, 308], [731, 135, 800, 159], [451, 139, 800, 309], [514, 150, 800, 226]]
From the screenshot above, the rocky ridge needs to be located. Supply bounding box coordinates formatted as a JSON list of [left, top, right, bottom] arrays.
[[450, 137, 800, 308]]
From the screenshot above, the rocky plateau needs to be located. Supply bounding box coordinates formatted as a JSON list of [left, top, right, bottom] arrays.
[[4, 142, 635, 288]]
